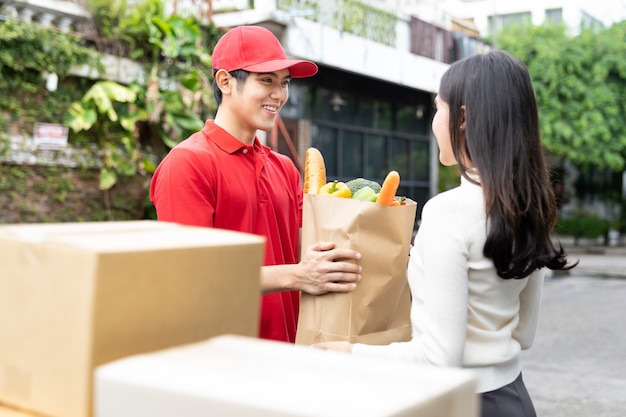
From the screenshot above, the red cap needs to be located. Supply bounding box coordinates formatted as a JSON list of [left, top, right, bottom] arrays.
[[211, 26, 318, 78]]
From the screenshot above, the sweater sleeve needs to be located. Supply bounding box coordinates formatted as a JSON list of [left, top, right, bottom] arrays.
[[513, 269, 545, 349], [352, 193, 469, 367]]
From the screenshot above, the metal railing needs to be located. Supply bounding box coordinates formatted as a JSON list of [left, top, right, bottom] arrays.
[[276, 0, 398, 46]]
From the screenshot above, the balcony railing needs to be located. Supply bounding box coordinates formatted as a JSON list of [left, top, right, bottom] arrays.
[[276, 0, 398, 46], [0, 0, 90, 32]]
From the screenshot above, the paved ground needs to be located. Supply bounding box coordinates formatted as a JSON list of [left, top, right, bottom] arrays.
[[564, 246, 626, 279], [521, 248, 626, 417]]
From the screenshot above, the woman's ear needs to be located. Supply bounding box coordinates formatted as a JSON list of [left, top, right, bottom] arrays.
[[459, 104, 466, 130], [214, 69, 232, 96], [457, 104, 473, 167]]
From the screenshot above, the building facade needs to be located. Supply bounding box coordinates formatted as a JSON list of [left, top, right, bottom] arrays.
[[202, 0, 487, 209], [1, 0, 493, 213]]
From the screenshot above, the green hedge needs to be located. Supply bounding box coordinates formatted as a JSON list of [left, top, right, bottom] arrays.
[[555, 213, 610, 240]]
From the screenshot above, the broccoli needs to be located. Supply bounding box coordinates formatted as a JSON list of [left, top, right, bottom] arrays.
[[345, 178, 382, 195]]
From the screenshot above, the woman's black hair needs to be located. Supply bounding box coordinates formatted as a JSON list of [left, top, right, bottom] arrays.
[[212, 69, 250, 105], [439, 50, 573, 279]]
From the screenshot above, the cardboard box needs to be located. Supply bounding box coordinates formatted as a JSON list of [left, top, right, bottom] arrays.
[[95, 335, 479, 417], [0, 221, 265, 417]]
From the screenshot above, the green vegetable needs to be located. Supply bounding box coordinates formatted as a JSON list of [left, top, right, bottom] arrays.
[[352, 186, 378, 202], [345, 178, 382, 195]]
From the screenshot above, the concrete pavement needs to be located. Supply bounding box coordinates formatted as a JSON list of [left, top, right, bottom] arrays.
[[563, 245, 626, 279], [521, 245, 626, 417]]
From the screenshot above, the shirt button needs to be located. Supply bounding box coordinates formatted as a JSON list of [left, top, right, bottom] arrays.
[[242, 148, 248, 154]]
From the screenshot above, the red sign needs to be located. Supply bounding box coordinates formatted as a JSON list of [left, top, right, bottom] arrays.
[[34, 123, 69, 149]]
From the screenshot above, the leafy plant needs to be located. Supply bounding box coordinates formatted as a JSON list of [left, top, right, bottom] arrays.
[[81, 0, 162, 58], [139, 15, 216, 148], [497, 21, 626, 171], [555, 211, 610, 245], [0, 19, 99, 75], [64, 81, 146, 189], [0, 18, 99, 136], [65, 7, 220, 190]]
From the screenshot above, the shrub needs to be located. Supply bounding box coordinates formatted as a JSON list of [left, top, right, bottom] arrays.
[[555, 211, 610, 245]]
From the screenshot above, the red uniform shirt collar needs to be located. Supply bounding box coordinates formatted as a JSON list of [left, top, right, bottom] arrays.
[[202, 120, 270, 156]]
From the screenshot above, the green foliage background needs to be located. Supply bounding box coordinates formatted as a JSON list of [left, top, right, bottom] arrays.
[[0, 0, 222, 223], [497, 22, 626, 171], [0, 19, 99, 136]]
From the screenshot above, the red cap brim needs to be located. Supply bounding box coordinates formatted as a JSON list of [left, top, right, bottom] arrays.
[[241, 59, 318, 78]]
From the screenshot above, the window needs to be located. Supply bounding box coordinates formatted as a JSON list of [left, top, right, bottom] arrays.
[[313, 118, 430, 205], [306, 74, 433, 212], [341, 131, 364, 178], [365, 134, 386, 179], [313, 125, 338, 175], [488, 12, 531, 34], [545, 8, 562, 24]]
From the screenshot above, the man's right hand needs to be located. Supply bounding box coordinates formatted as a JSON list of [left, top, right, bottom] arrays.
[[260, 242, 361, 295], [296, 241, 362, 295]]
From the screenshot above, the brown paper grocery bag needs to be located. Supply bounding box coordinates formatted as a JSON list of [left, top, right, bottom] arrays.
[[296, 194, 417, 345]]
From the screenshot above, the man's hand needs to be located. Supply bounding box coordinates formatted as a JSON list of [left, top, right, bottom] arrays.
[[260, 242, 361, 295], [296, 241, 362, 295]]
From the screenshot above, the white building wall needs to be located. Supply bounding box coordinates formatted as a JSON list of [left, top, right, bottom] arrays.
[[211, 0, 450, 94], [415, 0, 609, 36], [279, 18, 448, 93]]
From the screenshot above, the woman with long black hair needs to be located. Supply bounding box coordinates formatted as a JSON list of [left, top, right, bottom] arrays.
[[317, 50, 576, 417]]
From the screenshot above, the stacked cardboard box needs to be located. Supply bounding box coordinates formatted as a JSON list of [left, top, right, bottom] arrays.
[[0, 221, 265, 417], [95, 334, 479, 417]]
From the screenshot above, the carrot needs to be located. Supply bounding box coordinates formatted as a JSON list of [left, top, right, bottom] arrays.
[[303, 147, 327, 194], [376, 170, 400, 205]]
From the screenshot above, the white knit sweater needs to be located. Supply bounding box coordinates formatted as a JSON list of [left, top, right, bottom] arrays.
[[353, 176, 545, 393]]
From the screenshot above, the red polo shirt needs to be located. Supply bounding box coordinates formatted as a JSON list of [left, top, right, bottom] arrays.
[[150, 120, 303, 342]]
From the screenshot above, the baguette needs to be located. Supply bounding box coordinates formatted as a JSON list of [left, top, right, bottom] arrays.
[[303, 147, 327, 194]]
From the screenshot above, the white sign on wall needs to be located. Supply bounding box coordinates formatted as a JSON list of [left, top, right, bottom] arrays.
[[34, 123, 69, 149]]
